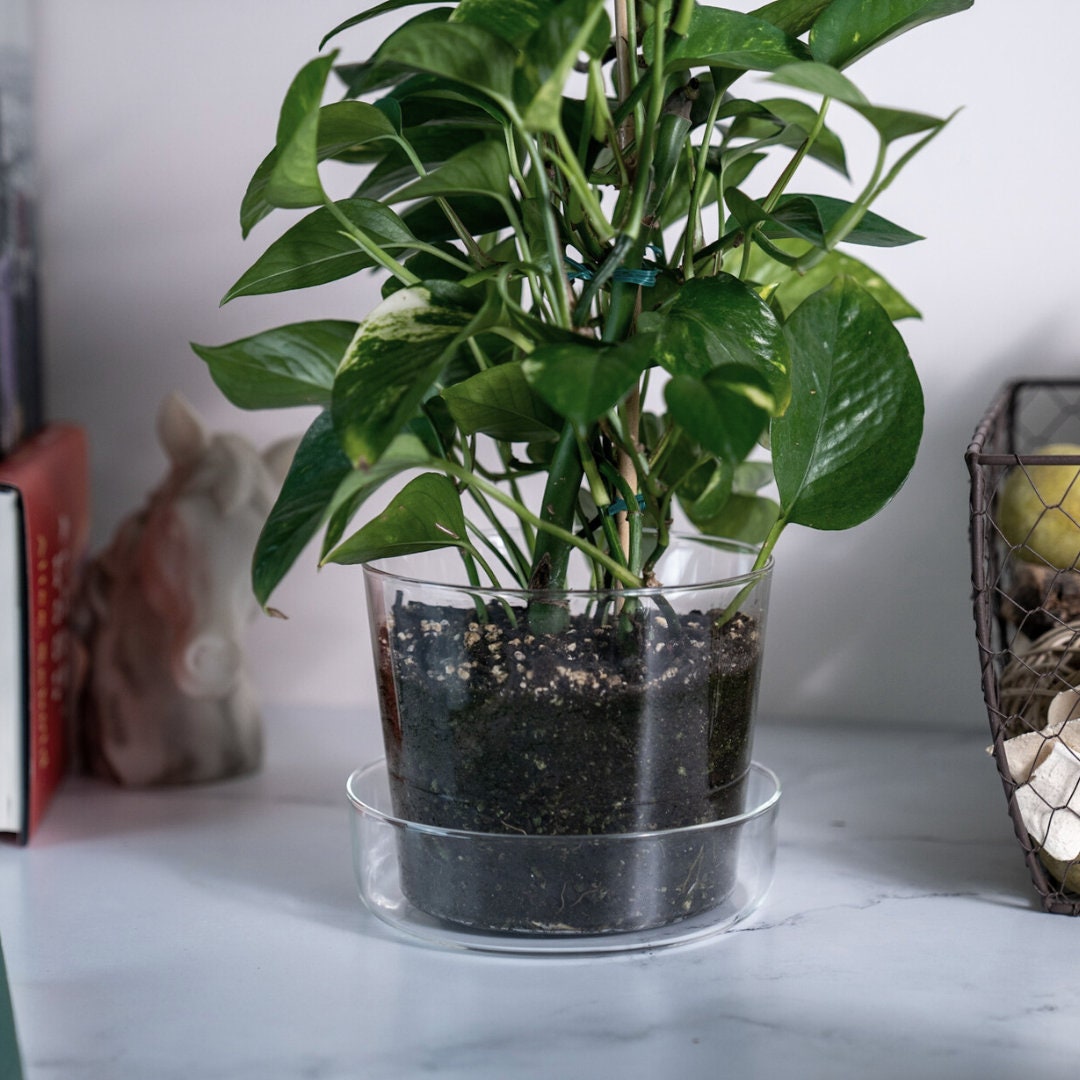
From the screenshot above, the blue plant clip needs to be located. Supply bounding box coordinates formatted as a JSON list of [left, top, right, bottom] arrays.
[[607, 494, 647, 516]]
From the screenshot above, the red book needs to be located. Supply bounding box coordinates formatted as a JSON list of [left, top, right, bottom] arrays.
[[0, 424, 89, 843]]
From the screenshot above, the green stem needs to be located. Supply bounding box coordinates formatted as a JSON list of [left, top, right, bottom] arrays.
[[683, 86, 727, 279], [441, 459, 641, 588], [739, 97, 831, 281], [323, 199, 419, 285]]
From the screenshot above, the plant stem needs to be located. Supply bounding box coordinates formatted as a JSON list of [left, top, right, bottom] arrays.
[[323, 199, 419, 285], [441, 458, 641, 588]]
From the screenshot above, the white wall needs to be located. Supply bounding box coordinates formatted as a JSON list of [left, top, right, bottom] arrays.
[[30, 1, 1080, 727]]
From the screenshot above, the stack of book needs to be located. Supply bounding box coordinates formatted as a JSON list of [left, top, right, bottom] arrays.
[[1, 0, 89, 844]]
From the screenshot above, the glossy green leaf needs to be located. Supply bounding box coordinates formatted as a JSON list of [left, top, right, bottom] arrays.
[[392, 139, 512, 207], [730, 97, 848, 177], [751, 0, 832, 36], [726, 189, 923, 248], [522, 336, 654, 426], [687, 490, 780, 545], [320, 0, 443, 48], [665, 367, 774, 466], [354, 125, 492, 200], [810, 0, 973, 69], [324, 472, 469, 564], [192, 320, 356, 410], [451, 0, 558, 45], [264, 53, 337, 209], [852, 105, 947, 144], [519, 0, 610, 132], [223, 199, 417, 302], [651, 7, 811, 73], [771, 277, 923, 530], [318, 433, 434, 558], [402, 195, 511, 243], [374, 20, 518, 112], [332, 283, 478, 467], [744, 239, 920, 320], [768, 61, 868, 105], [252, 411, 352, 607], [645, 275, 791, 414], [241, 102, 401, 236], [442, 363, 561, 441]]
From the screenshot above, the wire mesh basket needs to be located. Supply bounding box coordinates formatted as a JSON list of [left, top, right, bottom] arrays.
[[968, 379, 1080, 914]]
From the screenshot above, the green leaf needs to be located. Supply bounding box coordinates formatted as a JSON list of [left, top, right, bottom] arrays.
[[686, 488, 780, 545], [374, 20, 519, 112], [851, 104, 947, 144], [392, 139, 512, 207], [651, 7, 811, 73], [192, 320, 356, 410], [264, 53, 338, 209], [768, 61, 868, 105], [647, 275, 791, 414], [332, 282, 478, 467], [324, 472, 469, 564], [810, 0, 973, 69], [771, 277, 923, 530], [319, 433, 434, 558], [223, 199, 417, 302], [665, 367, 774, 465], [241, 101, 401, 236], [353, 125, 492, 201], [751, 0, 832, 36], [519, 0, 610, 132], [252, 411, 352, 608], [451, 0, 558, 45], [522, 336, 654, 426], [402, 195, 511, 243], [729, 96, 848, 177], [726, 189, 923, 248], [744, 238, 920, 320], [320, 0, 443, 48], [442, 363, 562, 441]]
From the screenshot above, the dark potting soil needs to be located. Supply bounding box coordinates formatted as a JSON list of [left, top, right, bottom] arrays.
[[375, 598, 765, 934]]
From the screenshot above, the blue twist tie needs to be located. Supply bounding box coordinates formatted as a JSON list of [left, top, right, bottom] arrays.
[[607, 494, 647, 516], [564, 258, 659, 287]]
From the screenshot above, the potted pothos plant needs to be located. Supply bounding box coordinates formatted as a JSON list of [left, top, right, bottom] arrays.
[[195, 0, 969, 937]]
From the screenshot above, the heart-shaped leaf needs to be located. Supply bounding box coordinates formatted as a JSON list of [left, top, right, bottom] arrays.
[[333, 282, 478, 467], [519, 0, 610, 132], [242, 101, 401, 236], [373, 20, 518, 112], [751, 0, 832, 36], [522, 335, 653, 426], [442, 363, 562, 441], [252, 411, 352, 607], [771, 277, 923, 530], [646, 275, 791, 414], [726, 189, 923, 248], [665, 367, 774, 466], [651, 7, 811, 73], [264, 53, 338, 210], [810, 0, 973, 70], [452, 0, 559, 46], [392, 139, 512, 207], [223, 199, 417, 302], [323, 472, 469, 564], [192, 320, 356, 410]]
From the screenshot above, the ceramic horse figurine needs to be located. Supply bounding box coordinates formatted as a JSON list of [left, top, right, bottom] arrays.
[[79, 392, 294, 786]]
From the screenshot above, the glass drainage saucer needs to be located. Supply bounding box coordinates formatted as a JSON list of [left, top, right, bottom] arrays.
[[347, 759, 780, 956]]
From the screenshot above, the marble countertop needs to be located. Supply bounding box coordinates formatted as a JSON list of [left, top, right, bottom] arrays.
[[1, 705, 1076, 1080]]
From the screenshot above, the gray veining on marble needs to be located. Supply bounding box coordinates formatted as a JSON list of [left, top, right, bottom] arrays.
[[1, 707, 1075, 1080]]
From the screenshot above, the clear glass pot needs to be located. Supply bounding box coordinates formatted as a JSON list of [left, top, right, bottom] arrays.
[[359, 536, 773, 937]]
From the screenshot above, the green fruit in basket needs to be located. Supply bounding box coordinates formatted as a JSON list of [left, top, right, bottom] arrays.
[[999, 443, 1080, 569]]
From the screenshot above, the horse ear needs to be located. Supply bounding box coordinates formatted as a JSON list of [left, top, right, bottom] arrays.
[[158, 391, 208, 468], [262, 435, 301, 487]]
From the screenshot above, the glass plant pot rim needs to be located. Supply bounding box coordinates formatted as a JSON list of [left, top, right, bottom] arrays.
[[361, 534, 773, 602], [347, 758, 782, 844]]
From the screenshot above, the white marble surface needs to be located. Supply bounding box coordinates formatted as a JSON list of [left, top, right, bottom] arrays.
[[1, 705, 1077, 1080]]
